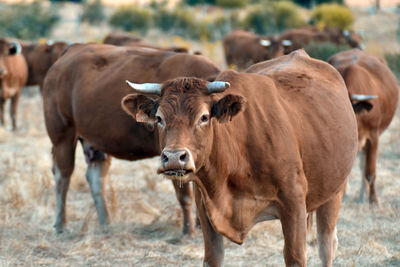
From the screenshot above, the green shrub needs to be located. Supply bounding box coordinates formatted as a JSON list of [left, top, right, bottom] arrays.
[[384, 53, 400, 82], [209, 11, 241, 40], [272, 1, 306, 31], [81, 0, 105, 25], [311, 4, 354, 29], [304, 41, 349, 61], [241, 2, 305, 34], [216, 0, 248, 8], [241, 5, 276, 34], [109, 6, 152, 34], [0, 1, 59, 40]]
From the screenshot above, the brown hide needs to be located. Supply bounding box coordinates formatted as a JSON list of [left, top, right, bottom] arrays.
[[223, 30, 283, 70], [328, 49, 399, 203], [22, 41, 68, 88], [103, 31, 141, 46], [43, 43, 220, 160], [122, 50, 359, 265], [279, 26, 362, 55]]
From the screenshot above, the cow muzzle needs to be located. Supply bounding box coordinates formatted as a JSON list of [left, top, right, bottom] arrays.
[[157, 147, 196, 181]]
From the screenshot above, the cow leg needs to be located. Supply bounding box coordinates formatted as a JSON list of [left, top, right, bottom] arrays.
[[172, 180, 195, 237], [10, 92, 20, 131], [359, 136, 379, 205], [280, 197, 307, 266], [0, 98, 4, 126], [80, 139, 111, 226], [52, 131, 77, 234], [194, 184, 224, 267], [316, 186, 344, 267]]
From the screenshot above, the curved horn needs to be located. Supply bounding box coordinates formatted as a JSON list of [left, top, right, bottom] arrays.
[[259, 39, 271, 47], [207, 81, 230, 93], [8, 41, 21, 54], [350, 94, 377, 101], [126, 80, 162, 95], [282, 39, 293, 46]]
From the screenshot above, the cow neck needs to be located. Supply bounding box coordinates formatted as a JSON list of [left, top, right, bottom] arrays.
[[193, 121, 269, 244]]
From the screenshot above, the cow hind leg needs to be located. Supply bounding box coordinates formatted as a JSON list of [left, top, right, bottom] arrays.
[[80, 139, 111, 227], [172, 180, 196, 237], [316, 186, 344, 267], [52, 130, 77, 234], [359, 136, 379, 205], [10, 92, 20, 131], [0, 98, 4, 126]]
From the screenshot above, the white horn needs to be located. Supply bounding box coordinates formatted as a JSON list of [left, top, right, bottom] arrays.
[[207, 81, 230, 93], [350, 94, 377, 101], [126, 80, 162, 95], [259, 39, 271, 47], [8, 41, 21, 54], [282, 39, 292, 46]]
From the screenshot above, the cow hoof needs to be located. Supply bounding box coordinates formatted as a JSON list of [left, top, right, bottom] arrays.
[[54, 223, 64, 234]]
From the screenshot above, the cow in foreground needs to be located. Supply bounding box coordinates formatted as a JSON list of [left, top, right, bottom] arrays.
[[42, 44, 220, 235], [328, 49, 399, 204], [223, 30, 283, 70], [0, 38, 28, 131], [121, 50, 359, 266]]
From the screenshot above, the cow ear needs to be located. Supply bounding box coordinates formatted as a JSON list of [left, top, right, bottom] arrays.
[[211, 94, 247, 123], [352, 101, 373, 113], [121, 94, 158, 124]]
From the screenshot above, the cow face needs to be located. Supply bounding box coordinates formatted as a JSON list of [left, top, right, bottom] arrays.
[[258, 37, 284, 60], [122, 77, 246, 182], [0, 39, 21, 78]]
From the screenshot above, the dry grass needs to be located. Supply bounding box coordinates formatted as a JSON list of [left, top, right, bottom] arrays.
[[0, 11, 399, 267]]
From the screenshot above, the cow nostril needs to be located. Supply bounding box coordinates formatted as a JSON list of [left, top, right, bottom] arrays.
[[161, 153, 169, 163], [179, 152, 187, 162]]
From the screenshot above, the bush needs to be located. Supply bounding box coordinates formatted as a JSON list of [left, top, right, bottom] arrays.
[[241, 2, 305, 34], [0, 1, 59, 40], [216, 0, 248, 8], [384, 53, 400, 82], [293, 0, 343, 8], [81, 0, 105, 25], [311, 4, 354, 29], [304, 41, 349, 61], [109, 6, 152, 34], [209, 11, 241, 40], [272, 1, 306, 32]]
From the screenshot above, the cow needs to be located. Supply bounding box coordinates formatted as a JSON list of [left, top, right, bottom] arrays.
[[0, 38, 28, 131], [279, 26, 363, 55], [42, 43, 220, 235], [121, 50, 359, 266], [328, 49, 399, 204], [22, 41, 68, 90], [223, 30, 283, 70], [103, 32, 188, 53], [103, 31, 141, 46]]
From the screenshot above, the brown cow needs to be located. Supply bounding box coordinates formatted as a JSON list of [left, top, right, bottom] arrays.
[[22, 41, 68, 90], [42, 43, 220, 235], [0, 38, 28, 131], [223, 30, 283, 70], [103, 31, 141, 46], [103, 32, 188, 53], [328, 49, 399, 204], [121, 50, 359, 266], [279, 26, 363, 55]]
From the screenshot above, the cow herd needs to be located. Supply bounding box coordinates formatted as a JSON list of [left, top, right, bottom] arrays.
[[0, 25, 398, 267]]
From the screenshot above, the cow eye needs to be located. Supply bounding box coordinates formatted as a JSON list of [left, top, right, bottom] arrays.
[[156, 116, 163, 125], [200, 114, 209, 123]]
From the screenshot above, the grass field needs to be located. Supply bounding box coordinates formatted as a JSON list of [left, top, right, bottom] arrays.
[[0, 9, 399, 267]]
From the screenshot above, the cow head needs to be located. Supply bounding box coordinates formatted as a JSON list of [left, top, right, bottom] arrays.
[[122, 77, 247, 182], [350, 94, 377, 113], [258, 36, 284, 59], [343, 30, 363, 49], [0, 39, 21, 77]]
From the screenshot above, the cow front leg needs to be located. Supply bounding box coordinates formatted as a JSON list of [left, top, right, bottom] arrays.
[[280, 198, 307, 266], [316, 185, 344, 267], [10, 92, 20, 131], [172, 180, 196, 237], [81, 140, 111, 227], [194, 184, 224, 267]]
